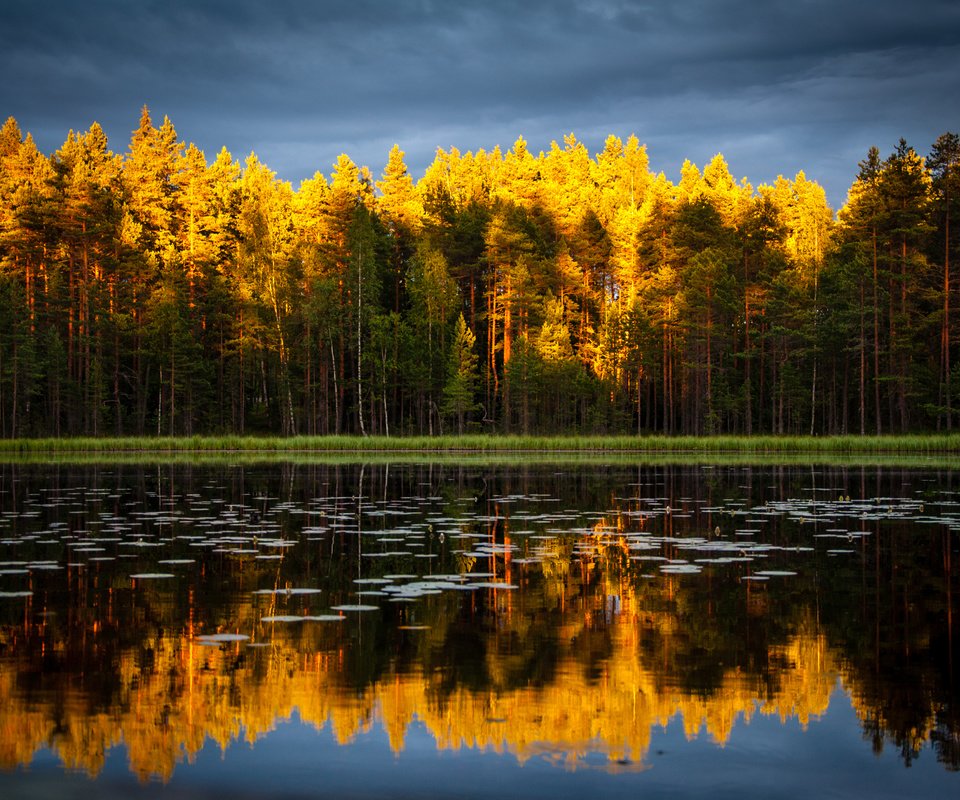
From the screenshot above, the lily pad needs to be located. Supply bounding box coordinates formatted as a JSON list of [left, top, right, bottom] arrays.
[[196, 633, 250, 643], [754, 570, 798, 577]]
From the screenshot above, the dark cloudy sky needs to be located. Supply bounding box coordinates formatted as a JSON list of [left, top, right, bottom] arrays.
[[2, 0, 958, 207]]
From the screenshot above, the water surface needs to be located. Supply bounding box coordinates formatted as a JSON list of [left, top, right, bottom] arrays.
[[0, 461, 957, 798]]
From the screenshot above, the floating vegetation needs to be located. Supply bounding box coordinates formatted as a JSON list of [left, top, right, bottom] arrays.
[[754, 570, 798, 577], [659, 563, 703, 575], [1, 463, 955, 684], [195, 633, 250, 643]]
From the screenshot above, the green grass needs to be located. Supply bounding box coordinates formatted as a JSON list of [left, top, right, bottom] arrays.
[[0, 434, 958, 469], [3, 451, 960, 470], [1, 433, 959, 455]]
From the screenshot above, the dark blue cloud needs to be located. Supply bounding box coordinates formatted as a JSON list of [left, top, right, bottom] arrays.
[[1, 0, 957, 206]]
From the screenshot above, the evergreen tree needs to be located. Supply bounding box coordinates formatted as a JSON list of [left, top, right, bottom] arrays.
[[929, 133, 960, 428], [442, 313, 480, 434], [9, 110, 960, 437], [377, 144, 420, 313]]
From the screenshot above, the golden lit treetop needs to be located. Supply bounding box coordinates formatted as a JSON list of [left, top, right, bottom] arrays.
[[376, 144, 422, 232]]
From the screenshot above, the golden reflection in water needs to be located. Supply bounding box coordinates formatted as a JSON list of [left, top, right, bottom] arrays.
[[0, 581, 841, 783]]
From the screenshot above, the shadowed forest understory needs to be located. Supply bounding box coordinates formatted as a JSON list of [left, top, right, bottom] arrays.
[[0, 110, 958, 437]]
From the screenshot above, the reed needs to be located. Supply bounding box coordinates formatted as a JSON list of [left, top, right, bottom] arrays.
[[1, 433, 959, 454], [3, 451, 959, 470]]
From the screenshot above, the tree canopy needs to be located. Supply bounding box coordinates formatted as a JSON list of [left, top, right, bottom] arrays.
[[0, 109, 955, 436]]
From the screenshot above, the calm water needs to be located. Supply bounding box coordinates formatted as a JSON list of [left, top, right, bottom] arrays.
[[0, 460, 957, 799]]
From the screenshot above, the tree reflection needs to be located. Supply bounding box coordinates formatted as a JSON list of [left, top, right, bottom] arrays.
[[0, 461, 956, 779]]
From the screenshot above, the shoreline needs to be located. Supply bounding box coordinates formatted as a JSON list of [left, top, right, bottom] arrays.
[[0, 434, 958, 463]]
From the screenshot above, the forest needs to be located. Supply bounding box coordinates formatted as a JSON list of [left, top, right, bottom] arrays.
[[0, 107, 957, 437]]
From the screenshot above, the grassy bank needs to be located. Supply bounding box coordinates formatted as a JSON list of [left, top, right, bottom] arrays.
[[3, 451, 960, 470], [1, 433, 960, 455]]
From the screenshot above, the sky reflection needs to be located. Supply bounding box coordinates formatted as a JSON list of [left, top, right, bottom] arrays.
[[0, 461, 957, 797]]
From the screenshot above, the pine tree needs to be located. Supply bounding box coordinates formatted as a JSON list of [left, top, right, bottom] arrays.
[[123, 106, 183, 261], [929, 132, 960, 428], [54, 122, 123, 434], [879, 139, 932, 430], [237, 153, 297, 433], [442, 313, 479, 434], [839, 147, 885, 433], [376, 144, 420, 313]]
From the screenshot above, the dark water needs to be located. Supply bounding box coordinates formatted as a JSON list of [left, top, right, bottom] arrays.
[[0, 460, 957, 799]]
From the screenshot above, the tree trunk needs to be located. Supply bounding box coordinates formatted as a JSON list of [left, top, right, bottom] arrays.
[[357, 242, 366, 437], [330, 341, 339, 435], [944, 197, 952, 429], [744, 287, 752, 435], [706, 290, 713, 433], [872, 225, 882, 434], [859, 277, 866, 435]]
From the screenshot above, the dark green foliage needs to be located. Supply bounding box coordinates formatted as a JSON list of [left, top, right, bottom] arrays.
[[0, 111, 955, 436], [442, 314, 480, 434]]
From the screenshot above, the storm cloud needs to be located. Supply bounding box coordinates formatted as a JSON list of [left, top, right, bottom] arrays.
[[2, 0, 958, 206]]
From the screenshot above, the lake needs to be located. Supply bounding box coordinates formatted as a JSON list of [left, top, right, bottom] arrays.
[[0, 459, 957, 799]]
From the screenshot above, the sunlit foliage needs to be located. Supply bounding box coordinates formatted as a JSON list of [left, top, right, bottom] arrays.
[[0, 109, 955, 435]]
